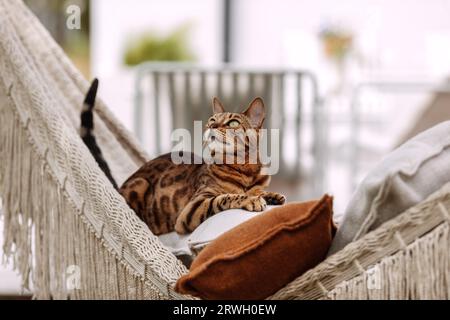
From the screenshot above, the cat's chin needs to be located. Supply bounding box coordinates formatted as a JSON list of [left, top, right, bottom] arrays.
[[205, 140, 233, 150], [204, 155, 259, 166]]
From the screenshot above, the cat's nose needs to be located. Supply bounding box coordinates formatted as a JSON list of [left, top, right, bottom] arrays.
[[210, 123, 219, 128]]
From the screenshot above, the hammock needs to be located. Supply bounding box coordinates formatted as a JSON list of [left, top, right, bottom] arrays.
[[0, 0, 448, 300]]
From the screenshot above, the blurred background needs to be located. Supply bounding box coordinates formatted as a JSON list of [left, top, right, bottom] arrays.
[[2, 0, 450, 297]]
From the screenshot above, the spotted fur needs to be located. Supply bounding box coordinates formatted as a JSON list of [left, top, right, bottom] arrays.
[[81, 83, 285, 235]]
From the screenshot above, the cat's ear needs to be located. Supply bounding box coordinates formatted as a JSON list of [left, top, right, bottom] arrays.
[[243, 97, 265, 128], [212, 97, 225, 114]]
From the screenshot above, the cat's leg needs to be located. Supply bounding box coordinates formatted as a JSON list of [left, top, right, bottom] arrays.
[[175, 194, 214, 234], [217, 193, 267, 211], [260, 191, 286, 205], [175, 193, 266, 234], [247, 187, 286, 205]]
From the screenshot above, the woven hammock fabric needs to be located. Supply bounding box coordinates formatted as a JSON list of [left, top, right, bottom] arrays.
[[0, 0, 188, 299], [0, 0, 449, 300]]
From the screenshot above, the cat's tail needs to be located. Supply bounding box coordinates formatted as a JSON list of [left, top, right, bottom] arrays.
[[81, 78, 118, 189]]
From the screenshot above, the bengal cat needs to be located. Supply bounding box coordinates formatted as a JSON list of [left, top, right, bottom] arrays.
[[81, 79, 286, 235]]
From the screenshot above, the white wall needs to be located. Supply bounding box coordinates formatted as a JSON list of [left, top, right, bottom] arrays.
[[91, 0, 450, 130], [90, 0, 223, 131], [233, 0, 450, 79]]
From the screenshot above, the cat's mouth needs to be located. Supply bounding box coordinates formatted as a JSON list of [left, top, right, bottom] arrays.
[[204, 129, 246, 147], [205, 139, 233, 152], [202, 129, 250, 164], [204, 130, 227, 148]]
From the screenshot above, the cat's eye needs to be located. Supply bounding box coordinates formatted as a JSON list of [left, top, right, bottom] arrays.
[[227, 120, 240, 128]]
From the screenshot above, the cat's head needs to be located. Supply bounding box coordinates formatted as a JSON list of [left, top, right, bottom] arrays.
[[207, 97, 265, 131], [204, 97, 265, 164]]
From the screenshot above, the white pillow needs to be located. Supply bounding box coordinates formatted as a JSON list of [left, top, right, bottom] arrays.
[[328, 121, 450, 255], [158, 206, 280, 259], [157, 232, 191, 256]]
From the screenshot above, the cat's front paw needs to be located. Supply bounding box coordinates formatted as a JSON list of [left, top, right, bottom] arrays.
[[174, 216, 191, 235], [262, 192, 286, 205], [241, 196, 267, 211]]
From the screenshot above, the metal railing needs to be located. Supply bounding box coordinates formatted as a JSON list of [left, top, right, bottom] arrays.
[[134, 62, 325, 196]]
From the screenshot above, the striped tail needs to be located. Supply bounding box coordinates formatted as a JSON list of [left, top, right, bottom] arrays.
[[80, 79, 118, 189]]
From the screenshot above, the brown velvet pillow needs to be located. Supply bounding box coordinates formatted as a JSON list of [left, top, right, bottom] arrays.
[[175, 195, 336, 300]]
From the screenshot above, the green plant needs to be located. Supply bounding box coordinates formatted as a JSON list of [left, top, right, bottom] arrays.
[[123, 25, 195, 66]]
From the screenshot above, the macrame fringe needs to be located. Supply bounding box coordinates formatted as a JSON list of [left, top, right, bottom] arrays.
[[327, 222, 450, 300], [0, 104, 165, 300]]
